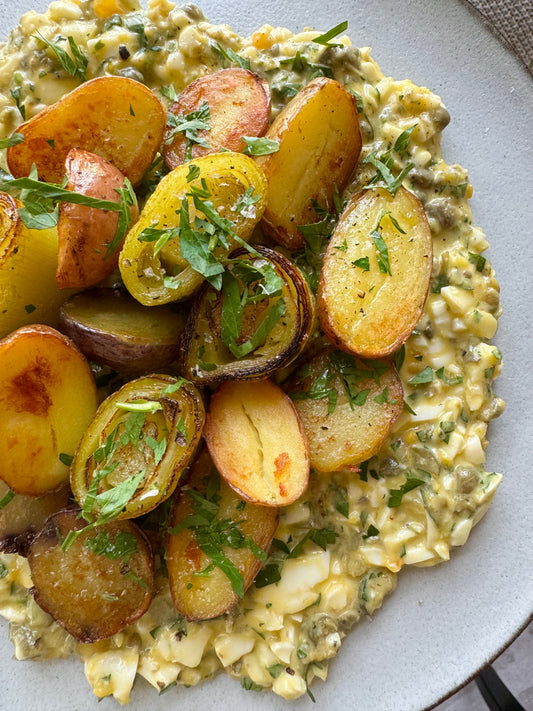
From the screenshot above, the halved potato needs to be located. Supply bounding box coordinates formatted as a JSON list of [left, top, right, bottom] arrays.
[[204, 379, 309, 506], [28, 508, 154, 643], [180, 246, 315, 384], [0, 325, 98, 496], [0, 480, 70, 556], [163, 68, 270, 169], [0, 192, 76, 339], [167, 448, 279, 620], [7, 76, 166, 185], [318, 186, 432, 357], [120, 152, 267, 305], [255, 77, 361, 249], [71, 374, 205, 519], [287, 349, 403, 472], [58, 289, 186, 373], [56, 149, 139, 289]]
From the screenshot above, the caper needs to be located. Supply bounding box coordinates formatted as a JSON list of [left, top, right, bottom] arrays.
[[455, 466, 479, 494]]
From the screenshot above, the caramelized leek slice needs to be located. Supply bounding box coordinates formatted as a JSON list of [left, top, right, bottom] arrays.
[[58, 289, 186, 373], [119, 152, 267, 306], [167, 448, 279, 620], [71, 375, 205, 519], [0, 192, 75, 338], [180, 245, 315, 384]]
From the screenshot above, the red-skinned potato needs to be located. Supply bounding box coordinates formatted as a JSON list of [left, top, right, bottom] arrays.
[[56, 149, 139, 289], [0, 325, 98, 496], [204, 379, 309, 506], [7, 76, 166, 185], [163, 68, 271, 169], [28, 508, 154, 643], [167, 448, 279, 620], [318, 186, 432, 357], [255, 77, 361, 249]]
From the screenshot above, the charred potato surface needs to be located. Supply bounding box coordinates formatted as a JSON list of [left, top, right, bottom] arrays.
[[28, 508, 154, 643]]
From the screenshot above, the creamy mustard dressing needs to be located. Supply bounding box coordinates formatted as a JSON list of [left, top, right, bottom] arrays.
[[0, 0, 503, 703]]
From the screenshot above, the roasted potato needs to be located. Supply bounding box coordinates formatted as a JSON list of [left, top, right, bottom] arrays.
[[0, 480, 70, 556], [167, 448, 279, 620], [180, 246, 315, 384], [318, 186, 432, 357], [163, 68, 270, 168], [7, 76, 166, 185], [28, 508, 154, 643], [287, 349, 404, 472], [255, 77, 361, 249], [71, 375, 205, 519], [0, 325, 98, 496], [58, 289, 186, 373], [120, 152, 267, 305], [56, 150, 139, 289], [0, 192, 75, 339], [204, 379, 309, 506]]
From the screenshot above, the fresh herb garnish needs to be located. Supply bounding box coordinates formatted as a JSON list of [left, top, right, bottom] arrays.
[[212, 42, 251, 70], [388, 474, 427, 508], [0, 133, 24, 149], [168, 471, 267, 597], [166, 102, 211, 161], [312, 21, 348, 47], [408, 366, 434, 385], [59, 452, 74, 466], [35, 34, 88, 81], [241, 136, 279, 156], [84, 529, 138, 565], [0, 490, 15, 511]]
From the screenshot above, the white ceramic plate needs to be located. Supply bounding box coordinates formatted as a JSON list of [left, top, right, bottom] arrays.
[[0, 1, 532, 709]]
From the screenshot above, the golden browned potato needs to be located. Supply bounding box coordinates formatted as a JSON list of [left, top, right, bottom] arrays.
[[56, 149, 139, 289], [163, 68, 271, 169], [204, 379, 309, 506], [0, 192, 75, 339], [7, 76, 166, 185], [119, 152, 268, 305], [58, 289, 186, 373], [0, 325, 98, 496], [167, 448, 279, 620], [287, 349, 404, 472], [255, 77, 361, 249], [28, 508, 154, 643], [0, 480, 70, 556], [318, 186, 432, 357]]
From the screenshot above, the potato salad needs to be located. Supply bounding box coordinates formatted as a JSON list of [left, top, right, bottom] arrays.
[[0, 0, 504, 705]]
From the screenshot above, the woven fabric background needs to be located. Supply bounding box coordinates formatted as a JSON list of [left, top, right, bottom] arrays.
[[466, 0, 533, 74]]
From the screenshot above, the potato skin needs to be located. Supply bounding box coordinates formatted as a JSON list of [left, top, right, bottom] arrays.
[[318, 186, 433, 357], [0, 325, 98, 496], [256, 77, 361, 249], [167, 449, 279, 621], [56, 149, 139, 290], [58, 288, 186, 373], [163, 68, 271, 168], [28, 509, 154, 643], [204, 379, 309, 506], [7, 76, 166, 185]]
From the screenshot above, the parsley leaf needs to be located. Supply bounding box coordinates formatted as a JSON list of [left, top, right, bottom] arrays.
[[35, 33, 88, 81], [0, 489, 15, 511], [364, 151, 414, 196], [388, 475, 426, 508], [212, 42, 251, 70], [166, 102, 211, 160], [0, 133, 24, 149], [84, 529, 138, 565], [241, 136, 279, 156], [408, 366, 434, 385]]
